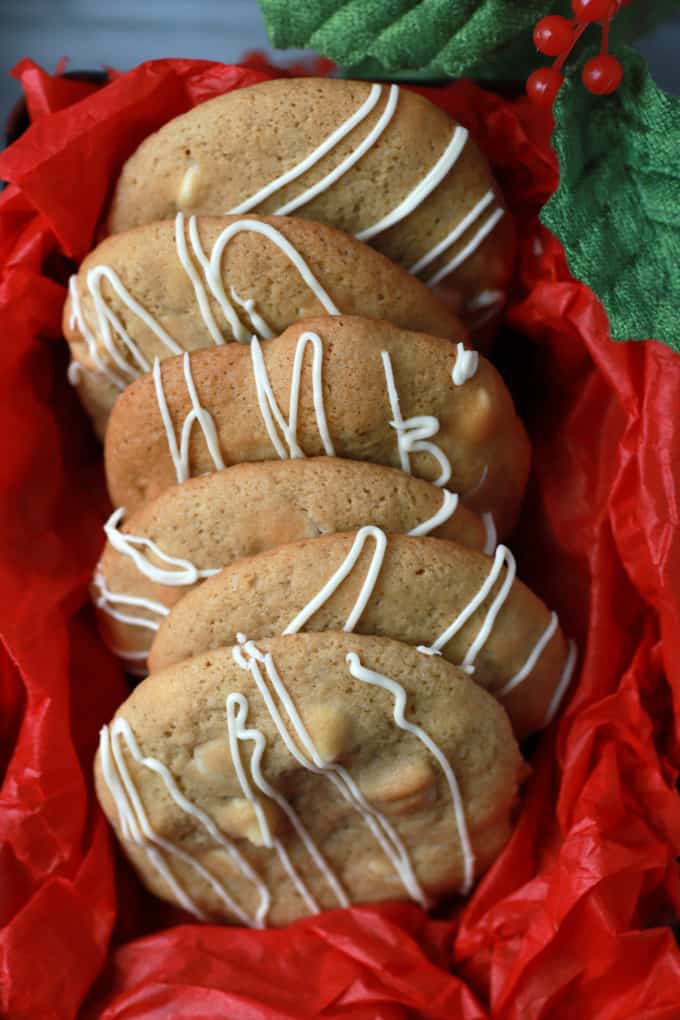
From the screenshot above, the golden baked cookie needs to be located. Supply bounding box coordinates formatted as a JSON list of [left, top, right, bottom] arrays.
[[148, 530, 576, 739], [94, 457, 491, 674], [107, 78, 515, 333], [95, 631, 522, 925], [64, 214, 462, 436], [104, 315, 530, 534]]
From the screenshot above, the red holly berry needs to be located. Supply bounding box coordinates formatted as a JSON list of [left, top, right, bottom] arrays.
[[533, 15, 574, 56], [526, 67, 564, 107], [571, 0, 613, 21], [582, 54, 623, 94]]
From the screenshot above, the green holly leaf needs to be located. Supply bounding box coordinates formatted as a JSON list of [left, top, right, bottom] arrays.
[[541, 46, 680, 350], [257, 0, 680, 82]]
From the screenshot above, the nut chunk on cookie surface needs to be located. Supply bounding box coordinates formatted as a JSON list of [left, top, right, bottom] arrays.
[[95, 632, 522, 926]]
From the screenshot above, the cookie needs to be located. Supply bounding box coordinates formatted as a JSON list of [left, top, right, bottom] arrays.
[[104, 315, 531, 534], [94, 457, 492, 673], [107, 78, 515, 332], [64, 214, 462, 436], [95, 631, 522, 925], [148, 530, 576, 739]]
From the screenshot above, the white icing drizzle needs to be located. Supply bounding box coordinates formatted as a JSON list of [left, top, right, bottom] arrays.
[[100, 718, 270, 927], [250, 332, 335, 461], [228, 84, 384, 215], [407, 490, 460, 538], [175, 212, 230, 344], [543, 641, 578, 726], [427, 207, 506, 287], [110, 647, 149, 678], [481, 512, 497, 556], [87, 265, 183, 377], [381, 350, 451, 487], [452, 343, 479, 386], [498, 612, 559, 699], [409, 189, 495, 276], [103, 507, 220, 587], [230, 287, 274, 339], [210, 219, 340, 321], [92, 570, 168, 632], [153, 353, 225, 484], [68, 276, 126, 390], [346, 652, 475, 895], [357, 125, 469, 242], [463, 463, 489, 500], [283, 525, 387, 637], [274, 85, 400, 217], [226, 691, 333, 914], [467, 289, 504, 311], [417, 545, 516, 674], [178, 214, 339, 345], [234, 637, 426, 907], [72, 213, 342, 387]]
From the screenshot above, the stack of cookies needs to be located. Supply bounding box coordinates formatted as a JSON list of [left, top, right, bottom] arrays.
[[64, 78, 576, 926]]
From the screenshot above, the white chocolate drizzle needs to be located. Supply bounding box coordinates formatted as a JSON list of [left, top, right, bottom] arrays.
[[274, 85, 400, 217], [68, 276, 126, 390], [230, 287, 274, 339], [226, 692, 323, 914], [407, 490, 460, 538], [427, 207, 506, 287], [233, 637, 426, 907], [283, 526, 387, 636], [452, 343, 479, 386], [467, 290, 505, 310], [357, 126, 469, 242], [278, 524, 572, 722], [381, 349, 451, 487], [417, 545, 516, 673], [467, 289, 505, 325], [103, 507, 220, 587], [250, 332, 335, 460], [481, 512, 497, 556], [92, 570, 168, 632], [175, 212, 234, 343], [153, 353, 225, 484], [409, 189, 495, 276], [99, 717, 270, 926], [210, 218, 340, 322], [346, 652, 475, 895], [69, 215, 341, 384], [228, 84, 385, 215], [543, 641, 578, 725], [87, 266, 183, 377], [176, 215, 340, 345], [498, 612, 558, 698]]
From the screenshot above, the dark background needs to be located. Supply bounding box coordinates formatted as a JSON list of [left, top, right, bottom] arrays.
[[1, 0, 679, 129]]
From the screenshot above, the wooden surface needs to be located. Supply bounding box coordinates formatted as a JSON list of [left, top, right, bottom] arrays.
[[1, 1, 679, 127]]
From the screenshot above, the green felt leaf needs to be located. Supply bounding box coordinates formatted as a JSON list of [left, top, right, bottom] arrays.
[[257, 0, 680, 82], [541, 46, 680, 350]]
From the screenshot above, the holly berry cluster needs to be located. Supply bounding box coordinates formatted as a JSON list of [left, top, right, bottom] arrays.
[[527, 0, 630, 108]]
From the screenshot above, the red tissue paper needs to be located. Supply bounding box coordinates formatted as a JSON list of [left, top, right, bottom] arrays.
[[0, 58, 679, 1020]]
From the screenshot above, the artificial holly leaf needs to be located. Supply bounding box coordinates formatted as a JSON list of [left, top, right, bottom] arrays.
[[541, 46, 680, 351], [257, 0, 680, 82]]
